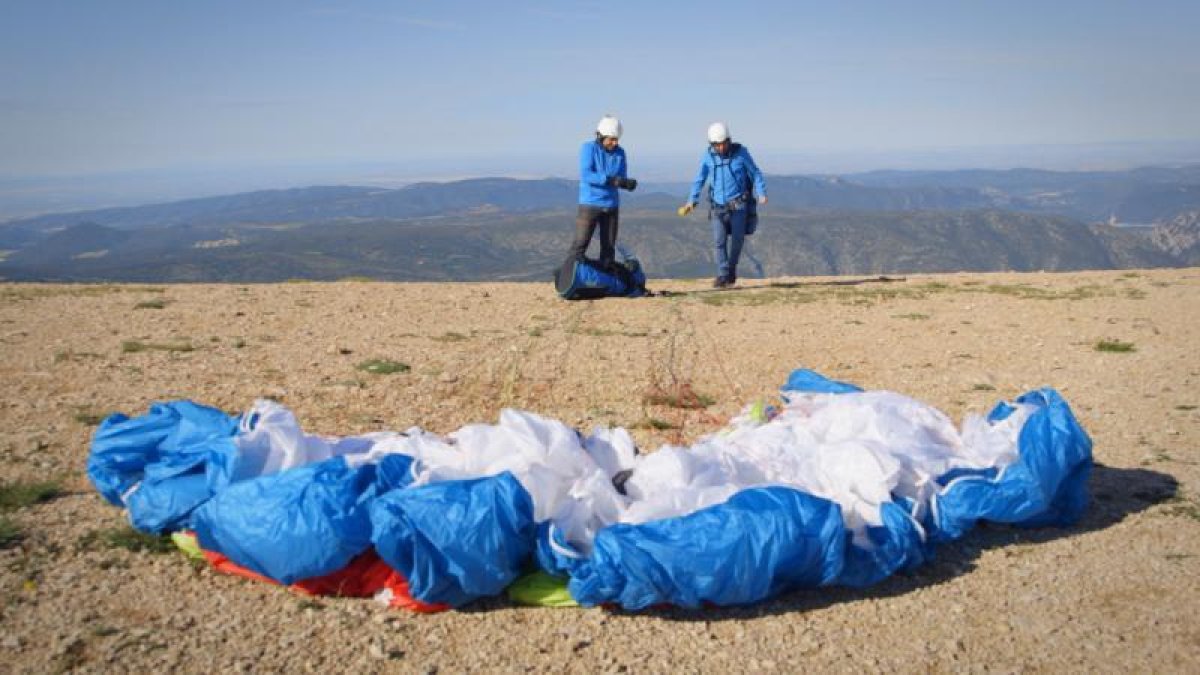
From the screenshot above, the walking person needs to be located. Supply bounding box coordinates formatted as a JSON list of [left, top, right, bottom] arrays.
[[567, 115, 637, 269], [680, 122, 767, 288]]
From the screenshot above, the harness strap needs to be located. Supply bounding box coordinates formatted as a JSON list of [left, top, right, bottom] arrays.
[[707, 143, 754, 208]]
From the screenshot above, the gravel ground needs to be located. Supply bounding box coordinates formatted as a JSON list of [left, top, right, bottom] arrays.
[[0, 268, 1197, 673]]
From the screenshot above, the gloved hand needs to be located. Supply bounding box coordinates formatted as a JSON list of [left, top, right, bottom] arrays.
[[616, 177, 638, 191], [678, 203, 694, 216]]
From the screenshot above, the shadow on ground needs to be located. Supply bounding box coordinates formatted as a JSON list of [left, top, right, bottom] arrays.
[[655, 275, 906, 298]]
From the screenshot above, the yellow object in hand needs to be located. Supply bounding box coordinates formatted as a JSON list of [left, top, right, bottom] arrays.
[[677, 204, 693, 217]]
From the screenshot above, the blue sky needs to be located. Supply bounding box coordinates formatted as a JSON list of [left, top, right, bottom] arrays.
[[1, 0, 1198, 182]]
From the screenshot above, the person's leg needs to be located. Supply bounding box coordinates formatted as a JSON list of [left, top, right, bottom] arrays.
[[726, 206, 748, 284], [598, 208, 618, 267], [711, 209, 731, 282], [567, 206, 599, 261]]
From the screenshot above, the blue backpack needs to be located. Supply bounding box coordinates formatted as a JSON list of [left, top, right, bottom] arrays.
[[554, 252, 648, 300]]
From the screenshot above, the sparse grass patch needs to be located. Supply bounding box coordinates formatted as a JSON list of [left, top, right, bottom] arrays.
[[971, 383, 996, 391], [700, 289, 819, 307], [643, 383, 715, 409], [1160, 497, 1200, 522], [133, 298, 168, 310], [232, 338, 246, 348], [694, 280, 1064, 308], [527, 327, 544, 337], [52, 350, 104, 364], [356, 359, 410, 375], [432, 332, 470, 342], [893, 313, 930, 320], [0, 479, 63, 511], [573, 326, 650, 337], [0, 516, 21, 549], [77, 527, 175, 555], [121, 340, 194, 353], [1141, 449, 1173, 465], [338, 276, 375, 282], [0, 285, 165, 301], [73, 411, 107, 426], [633, 417, 678, 430], [962, 283, 1113, 301], [1176, 405, 1197, 411], [1095, 339, 1136, 353]]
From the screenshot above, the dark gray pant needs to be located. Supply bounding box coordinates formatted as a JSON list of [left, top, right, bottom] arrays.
[[567, 205, 619, 266]]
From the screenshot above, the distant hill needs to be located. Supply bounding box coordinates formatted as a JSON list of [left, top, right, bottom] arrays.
[[2, 168, 1198, 282], [0, 207, 1182, 283], [1150, 210, 1200, 265], [7, 166, 1200, 233], [846, 166, 1200, 223]]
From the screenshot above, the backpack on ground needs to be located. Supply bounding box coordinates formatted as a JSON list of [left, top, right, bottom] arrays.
[[554, 254, 648, 300]]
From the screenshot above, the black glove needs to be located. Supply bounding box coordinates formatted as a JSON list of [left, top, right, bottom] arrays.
[[616, 177, 638, 191]]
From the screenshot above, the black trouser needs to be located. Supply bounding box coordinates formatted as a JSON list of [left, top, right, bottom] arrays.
[[567, 205, 619, 266]]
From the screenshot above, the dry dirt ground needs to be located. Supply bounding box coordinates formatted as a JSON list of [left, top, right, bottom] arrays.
[[1, 268, 1197, 673]]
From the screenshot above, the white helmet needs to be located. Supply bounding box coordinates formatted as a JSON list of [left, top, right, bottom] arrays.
[[596, 115, 623, 139], [707, 121, 730, 143]]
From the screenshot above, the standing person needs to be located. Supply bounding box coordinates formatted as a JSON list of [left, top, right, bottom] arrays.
[[567, 115, 637, 269], [680, 122, 767, 288]]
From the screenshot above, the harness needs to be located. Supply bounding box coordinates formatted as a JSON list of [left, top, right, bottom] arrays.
[[706, 143, 760, 236], [707, 143, 754, 214]]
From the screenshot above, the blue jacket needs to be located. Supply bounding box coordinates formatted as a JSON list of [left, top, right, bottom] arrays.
[[687, 144, 766, 206], [578, 140, 627, 208]]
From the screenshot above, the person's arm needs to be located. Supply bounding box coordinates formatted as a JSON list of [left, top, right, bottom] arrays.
[[579, 143, 610, 187], [741, 148, 767, 202], [686, 152, 711, 205]]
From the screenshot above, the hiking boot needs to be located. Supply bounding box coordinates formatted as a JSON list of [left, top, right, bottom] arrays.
[[712, 276, 731, 288]]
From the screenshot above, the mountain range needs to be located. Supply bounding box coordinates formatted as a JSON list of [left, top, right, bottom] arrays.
[[1, 166, 1197, 282]]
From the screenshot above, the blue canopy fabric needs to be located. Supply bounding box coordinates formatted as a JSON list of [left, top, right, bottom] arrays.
[[87, 368, 1093, 612], [191, 454, 414, 585], [88, 400, 240, 533], [370, 472, 537, 607]]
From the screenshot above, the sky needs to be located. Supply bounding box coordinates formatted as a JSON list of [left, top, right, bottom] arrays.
[[1, 0, 1198, 189]]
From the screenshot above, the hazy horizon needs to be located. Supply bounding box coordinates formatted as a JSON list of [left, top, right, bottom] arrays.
[[3, 138, 1199, 220]]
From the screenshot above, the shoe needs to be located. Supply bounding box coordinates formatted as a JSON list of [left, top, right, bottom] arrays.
[[712, 276, 731, 288]]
